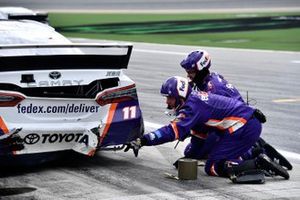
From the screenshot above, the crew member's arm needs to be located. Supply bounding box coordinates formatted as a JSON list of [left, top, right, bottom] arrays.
[[143, 104, 206, 146]]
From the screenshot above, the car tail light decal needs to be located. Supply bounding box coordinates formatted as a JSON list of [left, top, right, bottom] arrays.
[[99, 103, 118, 144], [95, 84, 137, 106], [0, 91, 25, 107], [0, 116, 9, 135]]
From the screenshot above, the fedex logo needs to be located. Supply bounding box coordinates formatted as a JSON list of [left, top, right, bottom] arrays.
[[200, 56, 208, 66]]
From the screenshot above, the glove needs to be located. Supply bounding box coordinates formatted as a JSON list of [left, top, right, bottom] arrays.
[[253, 109, 267, 123], [124, 138, 144, 157], [0, 128, 24, 155]]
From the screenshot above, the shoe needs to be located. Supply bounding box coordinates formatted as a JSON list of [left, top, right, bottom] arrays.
[[256, 154, 289, 180], [263, 143, 293, 170], [230, 169, 265, 184], [256, 138, 293, 170]]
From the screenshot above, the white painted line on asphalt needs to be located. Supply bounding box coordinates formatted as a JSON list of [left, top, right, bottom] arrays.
[[291, 60, 300, 64], [272, 98, 300, 103], [134, 45, 300, 55], [145, 120, 300, 161], [144, 121, 164, 129], [134, 49, 186, 56], [70, 38, 300, 54], [278, 150, 300, 160]]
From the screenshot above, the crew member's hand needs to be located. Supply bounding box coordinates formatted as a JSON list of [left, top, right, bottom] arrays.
[[124, 138, 143, 157]]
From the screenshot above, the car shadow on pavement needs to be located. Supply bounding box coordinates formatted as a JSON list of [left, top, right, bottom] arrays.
[[0, 150, 132, 178], [0, 187, 37, 197]]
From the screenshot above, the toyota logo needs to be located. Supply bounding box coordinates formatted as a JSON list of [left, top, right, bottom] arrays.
[[24, 133, 40, 145], [49, 71, 61, 80]]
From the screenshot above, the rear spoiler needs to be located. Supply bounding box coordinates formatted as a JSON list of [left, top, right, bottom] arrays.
[[8, 13, 49, 23], [0, 43, 133, 72]]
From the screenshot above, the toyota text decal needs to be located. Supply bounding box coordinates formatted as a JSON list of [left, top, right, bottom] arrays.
[[24, 133, 89, 145]]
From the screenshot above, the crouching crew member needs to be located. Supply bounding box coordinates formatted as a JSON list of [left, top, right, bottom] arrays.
[[126, 76, 289, 183]]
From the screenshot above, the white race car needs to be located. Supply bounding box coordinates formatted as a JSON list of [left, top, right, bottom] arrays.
[[0, 20, 144, 165], [0, 7, 48, 24]]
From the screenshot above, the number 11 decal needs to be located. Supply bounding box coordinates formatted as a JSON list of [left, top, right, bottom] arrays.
[[122, 106, 137, 119]]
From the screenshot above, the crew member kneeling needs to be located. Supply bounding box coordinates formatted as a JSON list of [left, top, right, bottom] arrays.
[[126, 76, 289, 182]]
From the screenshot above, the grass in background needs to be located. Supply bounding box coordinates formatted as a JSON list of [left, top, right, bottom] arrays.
[[49, 12, 300, 51]]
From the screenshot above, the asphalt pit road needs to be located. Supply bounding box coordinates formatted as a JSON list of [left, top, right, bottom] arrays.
[[0, 187, 36, 196]]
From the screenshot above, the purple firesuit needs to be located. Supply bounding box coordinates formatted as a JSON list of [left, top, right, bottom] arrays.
[[142, 91, 262, 176], [195, 72, 244, 102], [184, 72, 245, 159]]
